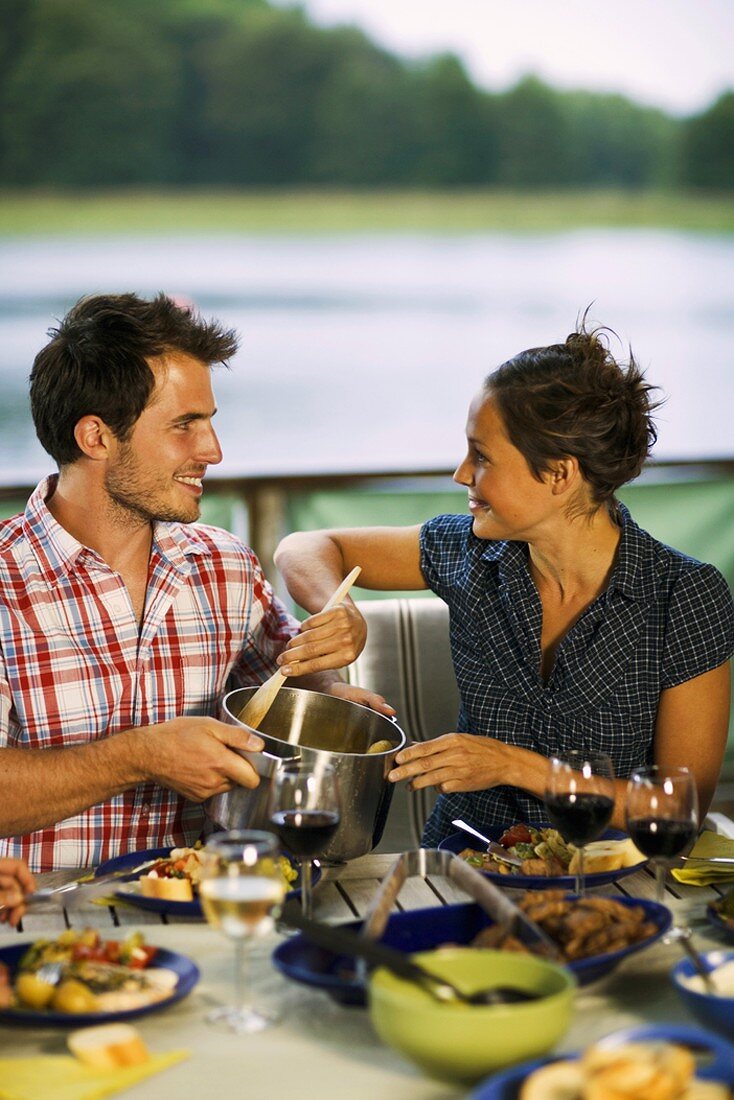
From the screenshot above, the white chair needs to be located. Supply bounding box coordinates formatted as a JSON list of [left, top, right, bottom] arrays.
[[346, 597, 460, 851]]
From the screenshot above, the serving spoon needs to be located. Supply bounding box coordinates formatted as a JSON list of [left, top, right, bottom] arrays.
[[666, 925, 719, 995], [280, 901, 541, 1006], [238, 566, 362, 730]]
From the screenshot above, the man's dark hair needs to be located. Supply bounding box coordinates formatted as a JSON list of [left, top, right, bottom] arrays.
[[30, 292, 239, 467]]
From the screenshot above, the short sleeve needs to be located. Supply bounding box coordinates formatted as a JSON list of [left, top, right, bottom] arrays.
[[661, 563, 734, 688], [419, 514, 474, 601]]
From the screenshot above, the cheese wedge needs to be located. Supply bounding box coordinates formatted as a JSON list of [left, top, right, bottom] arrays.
[[68, 1023, 150, 1069]]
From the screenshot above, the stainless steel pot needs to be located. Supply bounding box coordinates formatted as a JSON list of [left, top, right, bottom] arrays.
[[204, 686, 407, 862]]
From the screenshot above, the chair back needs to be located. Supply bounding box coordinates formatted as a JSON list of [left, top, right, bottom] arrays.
[[347, 597, 460, 849]]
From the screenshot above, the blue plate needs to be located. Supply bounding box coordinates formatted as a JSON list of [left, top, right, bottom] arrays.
[[0, 942, 199, 1027], [438, 826, 646, 889], [707, 899, 734, 941], [469, 1024, 734, 1099], [272, 895, 671, 1005], [96, 846, 318, 918]]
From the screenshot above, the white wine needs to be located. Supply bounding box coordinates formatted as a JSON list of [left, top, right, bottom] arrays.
[[200, 876, 285, 938]]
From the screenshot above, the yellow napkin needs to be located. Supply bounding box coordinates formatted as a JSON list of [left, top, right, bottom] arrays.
[[0, 1051, 188, 1100], [671, 829, 734, 886]]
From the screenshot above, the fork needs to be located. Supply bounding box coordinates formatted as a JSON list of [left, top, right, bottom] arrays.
[[34, 962, 65, 987]]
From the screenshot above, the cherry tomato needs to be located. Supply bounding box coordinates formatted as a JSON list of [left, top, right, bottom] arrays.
[[499, 824, 533, 847], [103, 940, 121, 964]]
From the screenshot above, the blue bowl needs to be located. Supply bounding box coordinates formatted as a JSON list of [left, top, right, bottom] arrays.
[[273, 895, 671, 1005], [671, 949, 734, 1039], [470, 1024, 734, 1099]]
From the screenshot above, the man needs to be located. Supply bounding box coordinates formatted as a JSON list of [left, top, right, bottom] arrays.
[[0, 293, 388, 870]]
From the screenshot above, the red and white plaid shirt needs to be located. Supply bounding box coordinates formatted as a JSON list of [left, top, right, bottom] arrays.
[[0, 476, 299, 871]]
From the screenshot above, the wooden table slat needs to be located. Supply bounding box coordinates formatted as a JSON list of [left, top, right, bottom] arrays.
[[312, 881, 357, 923], [392, 877, 444, 912]]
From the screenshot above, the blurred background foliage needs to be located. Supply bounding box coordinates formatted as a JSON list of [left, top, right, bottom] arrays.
[[0, 0, 730, 191]]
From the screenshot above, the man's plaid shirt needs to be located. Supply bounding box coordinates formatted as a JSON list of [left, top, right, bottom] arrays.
[[419, 506, 734, 848], [0, 477, 298, 870]]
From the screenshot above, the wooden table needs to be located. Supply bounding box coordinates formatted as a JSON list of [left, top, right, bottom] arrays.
[[1, 853, 732, 1100]]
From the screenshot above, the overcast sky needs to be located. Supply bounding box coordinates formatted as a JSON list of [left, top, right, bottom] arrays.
[[277, 0, 734, 116]]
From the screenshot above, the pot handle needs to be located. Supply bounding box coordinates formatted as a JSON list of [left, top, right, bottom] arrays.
[[233, 746, 301, 779]]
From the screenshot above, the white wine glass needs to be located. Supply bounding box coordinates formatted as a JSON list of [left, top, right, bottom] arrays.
[[626, 766, 698, 904], [268, 761, 341, 920], [199, 829, 286, 1035], [544, 750, 615, 897]]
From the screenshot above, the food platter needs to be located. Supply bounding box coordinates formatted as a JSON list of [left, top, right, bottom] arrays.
[[95, 846, 319, 918], [272, 895, 671, 1005], [0, 943, 199, 1027], [438, 826, 646, 889], [468, 1024, 734, 1100]]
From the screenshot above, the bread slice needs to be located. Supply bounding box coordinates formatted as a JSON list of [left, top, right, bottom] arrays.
[[68, 1023, 150, 1068], [138, 874, 193, 902], [568, 841, 625, 875], [519, 1059, 585, 1100]]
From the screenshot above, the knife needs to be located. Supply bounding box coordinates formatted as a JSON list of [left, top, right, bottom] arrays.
[[451, 818, 522, 867], [679, 855, 734, 864], [1, 857, 160, 912]]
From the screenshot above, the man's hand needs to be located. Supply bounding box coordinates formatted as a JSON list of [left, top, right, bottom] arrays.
[[276, 603, 367, 677], [388, 733, 512, 793], [327, 680, 396, 717], [132, 717, 265, 802], [0, 857, 36, 927]]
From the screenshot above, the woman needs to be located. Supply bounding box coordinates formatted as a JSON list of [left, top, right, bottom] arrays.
[[274, 323, 734, 844]]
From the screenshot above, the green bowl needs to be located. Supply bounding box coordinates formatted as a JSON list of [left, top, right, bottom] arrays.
[[368, 948, 576, 1085]]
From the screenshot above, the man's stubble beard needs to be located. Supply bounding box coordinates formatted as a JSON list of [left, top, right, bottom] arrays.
[[104, 446, 201, 526]]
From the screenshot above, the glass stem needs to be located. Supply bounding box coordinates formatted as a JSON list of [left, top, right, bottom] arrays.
[[655, 860, 666, 904], [233, 936, 249, 1015], [301, 858, 313, 919], [575, 845, 585, 897]]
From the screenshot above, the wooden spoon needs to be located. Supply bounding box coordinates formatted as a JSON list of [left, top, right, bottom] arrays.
[[238, 565, 362, 730]]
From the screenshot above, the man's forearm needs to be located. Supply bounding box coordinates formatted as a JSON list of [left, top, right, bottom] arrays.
[[0, 735, 145, 836]]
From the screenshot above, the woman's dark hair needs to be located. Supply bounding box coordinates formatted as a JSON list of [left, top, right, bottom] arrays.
[[486, 316, 662, 511], [30, 292, 239, 467]]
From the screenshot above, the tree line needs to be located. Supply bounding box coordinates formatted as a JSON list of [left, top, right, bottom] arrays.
[[0, 0, 730, 190]]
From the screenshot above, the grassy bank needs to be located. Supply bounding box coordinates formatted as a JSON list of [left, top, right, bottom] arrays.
[[2, 189, 733, 235]]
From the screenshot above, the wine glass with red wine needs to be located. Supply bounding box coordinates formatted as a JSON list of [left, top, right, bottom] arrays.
[[544, 750, 616, 897], [268, 761, 341, 919], [626, 765, 698, 904]]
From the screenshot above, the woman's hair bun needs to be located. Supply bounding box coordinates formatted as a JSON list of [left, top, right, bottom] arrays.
[[564, 327, 608, 369]]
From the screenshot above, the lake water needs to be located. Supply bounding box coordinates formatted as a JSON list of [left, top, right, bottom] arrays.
[[0, 230, 732, 484]]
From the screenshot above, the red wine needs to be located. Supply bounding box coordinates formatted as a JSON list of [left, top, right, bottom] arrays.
[[544, 792, 614, 846], [270, 810, 340, 858], [627, 817, 697, 859]]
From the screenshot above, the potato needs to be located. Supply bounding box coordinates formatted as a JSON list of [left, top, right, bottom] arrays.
[[15, 972, 56, 1010], [52, 979, 99, 1014], [366, 739, 394, 754]]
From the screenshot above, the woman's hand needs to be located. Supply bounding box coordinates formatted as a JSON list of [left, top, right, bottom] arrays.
[[327, 680, 396, 717], [277, 603, 367, 677], [388, 733, 514, 793], [0, 857, 37, 927]]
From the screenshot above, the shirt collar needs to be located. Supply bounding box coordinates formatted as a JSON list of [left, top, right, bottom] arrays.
[[605, 501, 663, 601], [474, 501, 662, 602], [23, 475, 211, 586]]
